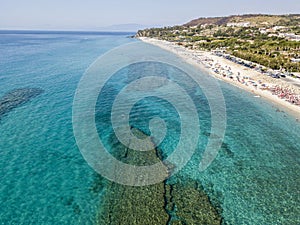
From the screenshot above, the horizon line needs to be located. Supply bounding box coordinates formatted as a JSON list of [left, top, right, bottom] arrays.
[[0, 29, 138, 33]]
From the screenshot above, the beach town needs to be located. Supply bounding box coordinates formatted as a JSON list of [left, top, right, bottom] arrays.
[[139, 37, 300, 117]]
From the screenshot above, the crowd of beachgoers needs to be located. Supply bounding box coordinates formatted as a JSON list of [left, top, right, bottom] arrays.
[[271, 86, 300, 105], [215, 52, 298, 79], [198, 54, 300, 106], [139, 37, 300, 112]]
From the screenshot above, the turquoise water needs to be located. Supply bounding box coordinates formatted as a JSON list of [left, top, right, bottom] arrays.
[[0, 31, 136, 224], [0, 31, 300, 224]]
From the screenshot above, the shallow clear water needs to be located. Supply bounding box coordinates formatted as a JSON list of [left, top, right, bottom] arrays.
[[0, 31, 299, 224], [0, 31, 136, 224]]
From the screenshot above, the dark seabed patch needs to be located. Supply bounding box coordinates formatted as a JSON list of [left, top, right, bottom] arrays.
[[0, 88, 44, 120], [95, 128, 223, 225]]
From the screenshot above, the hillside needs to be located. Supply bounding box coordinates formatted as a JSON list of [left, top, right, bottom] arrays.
[[136, 14, 300, 72], [184, 14, 300, 27]]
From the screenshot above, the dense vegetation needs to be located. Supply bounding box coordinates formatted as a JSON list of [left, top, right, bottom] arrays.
[[136, 14, 300, 72]]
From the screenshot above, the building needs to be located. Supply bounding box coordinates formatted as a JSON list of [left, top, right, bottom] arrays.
[[227, 22, 251, 27], [284, 33, 300, 41], [291, 58, 300, 63]]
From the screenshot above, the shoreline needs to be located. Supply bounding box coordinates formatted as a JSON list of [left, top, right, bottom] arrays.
[[138, 37, 300, 120]]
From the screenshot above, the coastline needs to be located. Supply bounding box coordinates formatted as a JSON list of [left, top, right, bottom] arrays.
[[138, 37, 300, 120]]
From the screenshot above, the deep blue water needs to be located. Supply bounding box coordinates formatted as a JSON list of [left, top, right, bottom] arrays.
[[0, 31, 299, 224]]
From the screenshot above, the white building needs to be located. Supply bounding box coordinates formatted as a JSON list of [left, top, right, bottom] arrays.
[[227, 22, 251, 27], [284, 33, 300, 41], [291, 58, 300, 63]]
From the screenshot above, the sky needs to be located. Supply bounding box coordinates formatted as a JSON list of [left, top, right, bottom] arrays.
[[0, 0, 300, 30]]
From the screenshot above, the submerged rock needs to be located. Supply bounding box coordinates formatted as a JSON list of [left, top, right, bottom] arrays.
[[167, 179, 222, 225], [96, 128, 223, 225], [96, 128, 169, 224], [0, 88, 44, 119]]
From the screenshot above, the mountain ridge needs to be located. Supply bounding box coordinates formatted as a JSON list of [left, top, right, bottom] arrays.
[[184, 14, 300, 27]]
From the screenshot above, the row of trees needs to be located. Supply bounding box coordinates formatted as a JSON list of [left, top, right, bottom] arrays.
[[136, 20, 300, 72], [195, 37, 300, 72], [231, 50, 300, 71]]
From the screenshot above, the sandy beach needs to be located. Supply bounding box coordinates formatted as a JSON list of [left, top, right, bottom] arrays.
[[139, 37, 300, 119]]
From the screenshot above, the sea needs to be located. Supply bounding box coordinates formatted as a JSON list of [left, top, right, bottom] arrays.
[[0, 30, 299, 224]]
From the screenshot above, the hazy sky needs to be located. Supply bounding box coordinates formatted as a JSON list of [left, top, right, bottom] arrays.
[[1, 0, 300, 30]]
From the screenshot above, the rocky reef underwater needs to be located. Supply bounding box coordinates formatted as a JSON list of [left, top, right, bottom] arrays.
[[0, 88, 44, 120], [94, 128, 223, 225]]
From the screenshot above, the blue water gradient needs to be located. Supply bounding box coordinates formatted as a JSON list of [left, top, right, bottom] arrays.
[[0, 31, 299, 224]]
